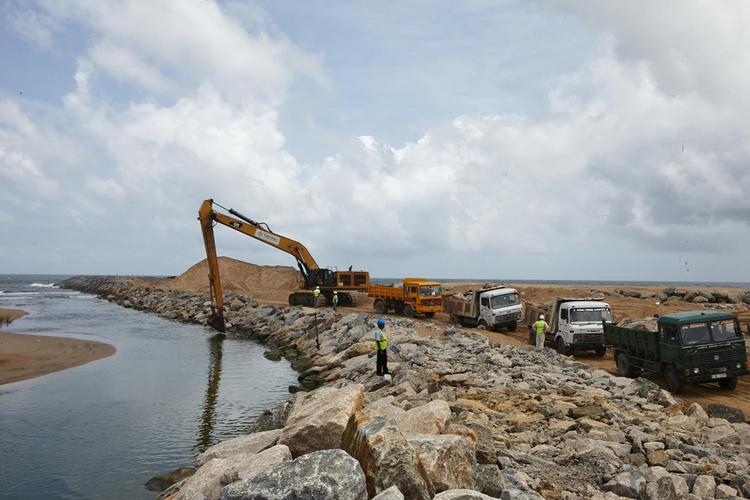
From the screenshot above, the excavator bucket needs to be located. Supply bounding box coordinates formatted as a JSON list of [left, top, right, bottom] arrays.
[[207, 311, 226, 333]]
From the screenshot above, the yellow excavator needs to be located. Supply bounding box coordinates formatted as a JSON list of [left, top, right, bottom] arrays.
[[198, 199, 370, 331]]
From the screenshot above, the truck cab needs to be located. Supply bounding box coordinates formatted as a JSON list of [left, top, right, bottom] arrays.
[[657, 311, 748, 392], [557, 300, 613, 355], [477, 287, 521, 331]]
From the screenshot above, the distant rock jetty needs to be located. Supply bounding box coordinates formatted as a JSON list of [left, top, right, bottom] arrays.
[[61, 276, 750, 500]]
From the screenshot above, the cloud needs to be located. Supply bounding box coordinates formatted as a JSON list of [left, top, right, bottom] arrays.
[[5, 7, 55, 49], [1, 0, 749, 279]]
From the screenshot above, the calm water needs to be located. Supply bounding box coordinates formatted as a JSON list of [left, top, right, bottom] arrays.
[[0, 275, 298, 500]]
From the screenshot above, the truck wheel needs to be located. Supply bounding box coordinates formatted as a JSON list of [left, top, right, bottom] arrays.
[[507, 322, 517, 332], [616, 352, 633, 378], [374, 300, 387, 314], [528, 330, 535, 346], [403, 304, 415, 318], [664, 365, 684, 394], [424, 312, 435, 318], [555, 337, 569, 356], [478, 320, 488, 330], [719, 377, 738, 390], [594, 346, 606, 358]]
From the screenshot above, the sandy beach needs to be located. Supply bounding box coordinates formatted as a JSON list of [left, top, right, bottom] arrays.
[[0, 308, 116, 385]]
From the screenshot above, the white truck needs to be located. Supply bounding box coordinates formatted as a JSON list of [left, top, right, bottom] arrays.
[[523, 297, 613, 357], [444, 286, 522, 332]]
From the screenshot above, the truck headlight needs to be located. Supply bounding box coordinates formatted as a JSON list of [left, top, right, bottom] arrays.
[[693, 368, 700, 374]]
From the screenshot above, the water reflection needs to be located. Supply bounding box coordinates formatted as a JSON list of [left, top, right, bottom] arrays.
[[195, 334, 224, 453]]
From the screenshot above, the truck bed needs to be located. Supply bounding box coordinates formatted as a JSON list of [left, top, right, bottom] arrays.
[[443, 294, 477, 318], [604, 324, 660, 361], [368, 284, 405, 301]]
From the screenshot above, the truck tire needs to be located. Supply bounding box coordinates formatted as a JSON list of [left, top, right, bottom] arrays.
[[555, 337, 569, 356], [594, 346, 606, 358], [719, 377, 738, 390], [664, 365, 684, 394], [478, 320, 488, 330], [616, 352, 638, 378], [507, 321, 517, 332], [374, 300, 387, 314], [424, 312, 435, 318], [403, 304, 415, 318], [528, 329, 535, 346]]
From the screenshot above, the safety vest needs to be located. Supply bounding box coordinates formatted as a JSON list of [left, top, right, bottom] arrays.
[[374, 331, 388, 350], [533, 320, 547, 335], [332, 294, 339, 304], [313, 289, 320, 297]]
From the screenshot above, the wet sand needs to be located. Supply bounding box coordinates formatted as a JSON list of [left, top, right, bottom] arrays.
[[1, 311, 116, 385], [0, 307, 28, 325]]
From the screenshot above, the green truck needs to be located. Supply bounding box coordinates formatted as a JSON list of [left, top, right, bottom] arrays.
[[604, 310, 748, 394]]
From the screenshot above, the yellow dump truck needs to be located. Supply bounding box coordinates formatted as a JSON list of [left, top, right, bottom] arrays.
[[369, 278, 443, 318]]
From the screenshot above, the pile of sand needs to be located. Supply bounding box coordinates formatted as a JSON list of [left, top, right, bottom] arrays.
[[161, 257, 303, 303]]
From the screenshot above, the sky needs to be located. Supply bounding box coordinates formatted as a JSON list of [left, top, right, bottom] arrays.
[[1, 0, 749, 282]]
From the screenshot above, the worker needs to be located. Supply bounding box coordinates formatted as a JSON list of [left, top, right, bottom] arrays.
[[348, 265, 353, 272], [313, 286, 321, 307], [374, 319, 389, 376], [533, 314, 549, 350], [332, 291, 339, 314]]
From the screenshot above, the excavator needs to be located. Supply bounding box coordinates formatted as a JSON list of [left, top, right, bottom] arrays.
[[198, 199, 370, 332]]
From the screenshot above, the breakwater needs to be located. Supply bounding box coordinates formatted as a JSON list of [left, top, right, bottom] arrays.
[[61, 276, 750, 500]]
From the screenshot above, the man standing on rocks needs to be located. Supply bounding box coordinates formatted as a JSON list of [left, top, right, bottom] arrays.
[[533, 314, 549, 350], [374, 319, 389, 376], [313, 286, 321, 307], [332, 291, 338, 314]]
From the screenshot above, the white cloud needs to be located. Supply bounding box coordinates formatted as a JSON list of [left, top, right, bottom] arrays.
[[1, 0, 749, 279], [6, 7, 54, 49]]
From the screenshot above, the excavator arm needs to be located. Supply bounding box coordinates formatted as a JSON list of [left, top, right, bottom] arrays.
[[198, 199, 321, 331]]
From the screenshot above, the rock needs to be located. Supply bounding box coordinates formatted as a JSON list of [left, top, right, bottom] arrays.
[[707, 403, 746, 423], [197, 429, 281, 465], [703, 425, 739, 445], [278, 383, 364, 457], [568, 405, 604, 420], [398, 399, 452, 435], [692, 296, 709, 304], [432, 490, 498, 500], [163, 459, 229, 500], [372, 485, 405, 500], [145, 466, 196, 492], [603, 470, 646, 498], [474, 464, 504, 498], [647, 449, 669, 466], [342, 414, 432, 500], [407, 434, 476, 492], [692, 475, 716, 498], [220, 449, 367, 500], [715, 483, 738, 499], [643, 476, 677, 500], [229, 298, 244, 311], [220, 445, 292, 484]]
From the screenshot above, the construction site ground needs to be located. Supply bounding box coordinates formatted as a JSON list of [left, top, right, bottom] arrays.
[[152, 259, 750, 418]]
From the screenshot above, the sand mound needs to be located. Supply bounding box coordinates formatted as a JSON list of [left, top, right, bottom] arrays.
[[162, 257, 303, 302]]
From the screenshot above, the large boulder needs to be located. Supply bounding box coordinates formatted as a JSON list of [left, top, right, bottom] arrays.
[[407, 434, 476, 492], [603, 470, 646, 498], [220, 449, 367, 500], [220, 445, 292, 484], [372, 485, 405, 500], [197, 430, 281, 465], [707, 403, 746, 423], [277, 383, 364, 457], [398, 399, 452, 435], [342, 414, 433, 500]]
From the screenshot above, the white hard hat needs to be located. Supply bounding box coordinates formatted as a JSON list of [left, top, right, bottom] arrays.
[[539, 314, 545, 320], [315, 286, 320, 289], [333, 291, 337, 294]]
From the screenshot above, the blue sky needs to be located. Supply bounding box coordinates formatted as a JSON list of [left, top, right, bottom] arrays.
[[1, 1, 749, 281]]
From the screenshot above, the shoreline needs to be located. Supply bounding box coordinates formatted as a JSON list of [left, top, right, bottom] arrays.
[[0, 329, 116, 386]]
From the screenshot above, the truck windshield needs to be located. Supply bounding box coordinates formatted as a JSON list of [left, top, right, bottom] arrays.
[[680, 324, 711, 345], [570, 308, 612, 323], [490, 293, 519, 309], [419, 285, 442, 296], [710, 320, 740, 342]]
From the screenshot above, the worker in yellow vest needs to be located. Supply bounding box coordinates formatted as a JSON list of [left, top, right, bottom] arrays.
[[374, 319, 389, 375], [312, 286, 321, 307], [332, 291, 339, 314], [533, 314, 549, 350]]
